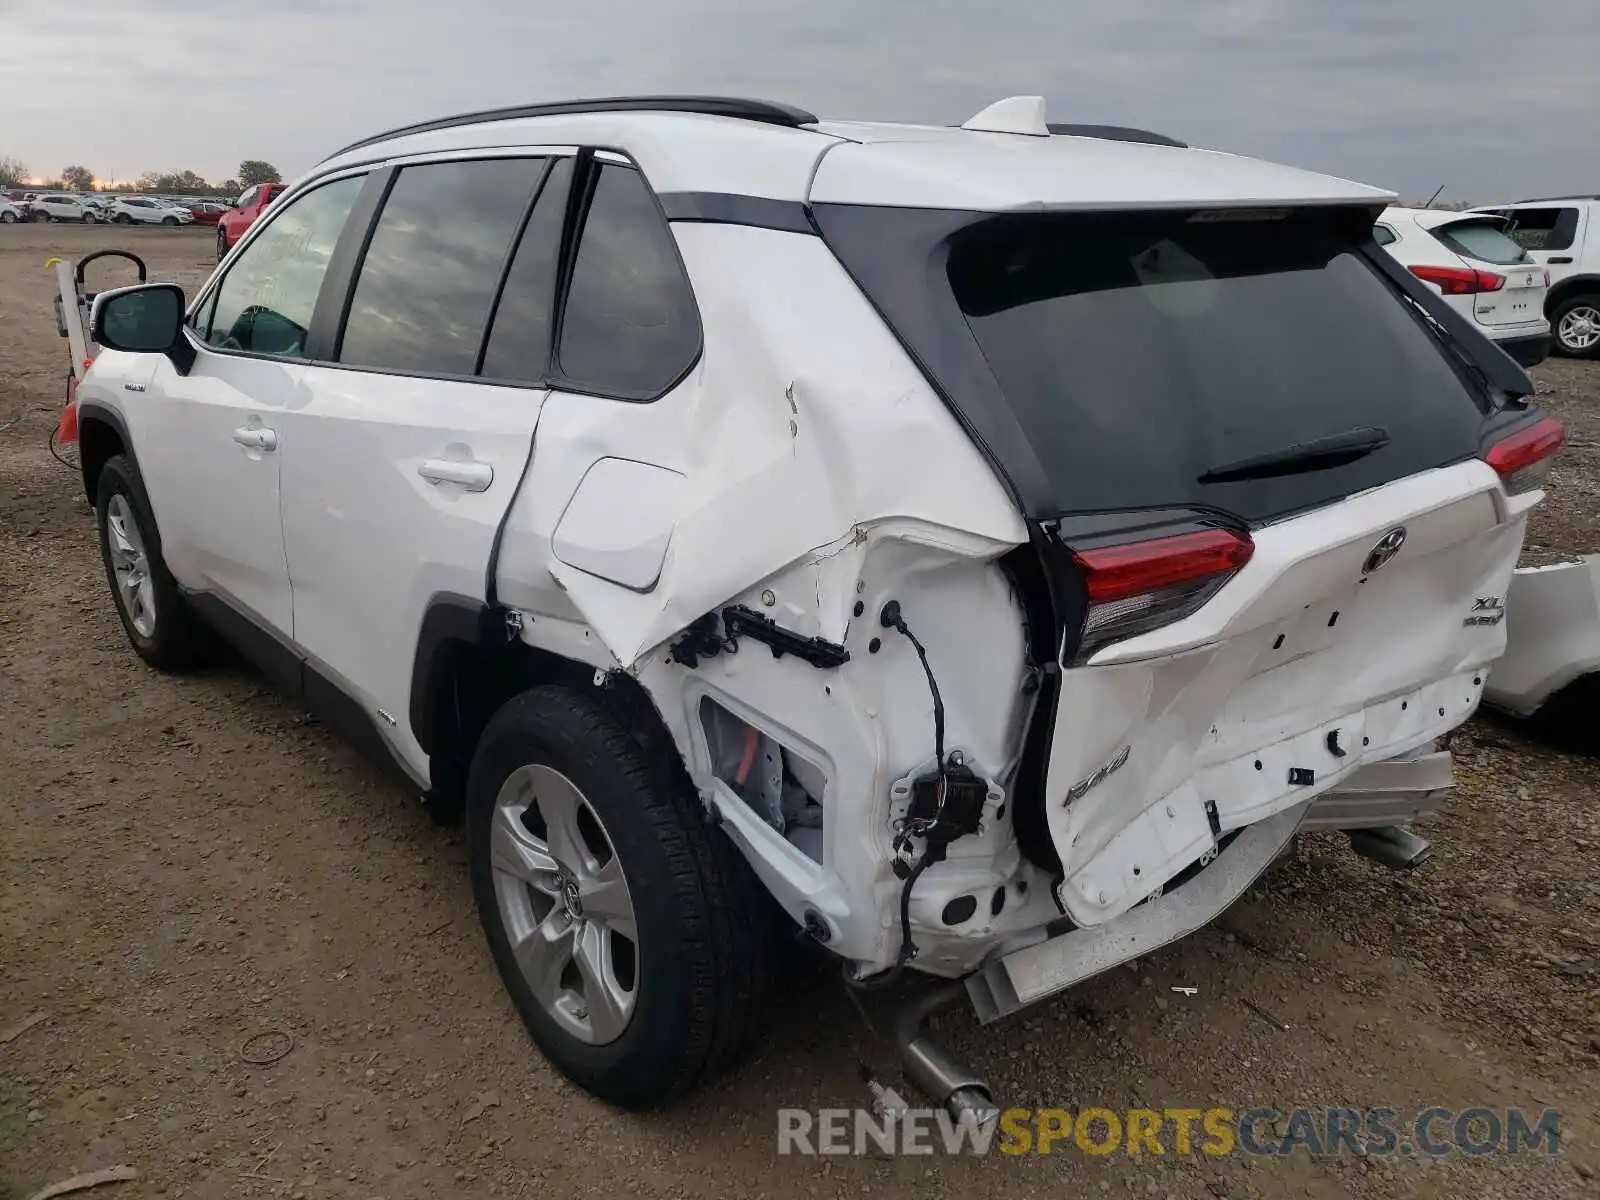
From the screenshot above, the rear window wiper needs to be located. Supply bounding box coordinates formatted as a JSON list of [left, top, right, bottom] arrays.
[[1198, 426, 1391, 484]]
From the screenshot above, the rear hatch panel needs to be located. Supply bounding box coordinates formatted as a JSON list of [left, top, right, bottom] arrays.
[[1043, 460, 1521, 925], [1421, 213, 1548, 330]]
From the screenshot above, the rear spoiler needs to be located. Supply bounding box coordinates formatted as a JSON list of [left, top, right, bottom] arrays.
[[1360, 240, 1536, 399]]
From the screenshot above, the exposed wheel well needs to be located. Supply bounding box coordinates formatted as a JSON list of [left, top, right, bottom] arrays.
[[413, 600, 679, 823], [78, 412, 128, 506]]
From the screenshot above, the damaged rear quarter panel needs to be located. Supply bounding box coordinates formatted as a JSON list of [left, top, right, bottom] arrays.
[[490, 221, 1032, 967], [495, 221, 1025, 664]]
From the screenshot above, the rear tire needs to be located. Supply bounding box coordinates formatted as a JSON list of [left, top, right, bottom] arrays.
[[94, 455, 208, 672], [0, 212, 14, 224], [465, 685, 778, 1109], [1551, 293, 1600, 359]]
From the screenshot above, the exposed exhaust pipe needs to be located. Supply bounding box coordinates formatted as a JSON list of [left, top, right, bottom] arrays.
[[1348, 825, 1433, 871], [893, 982, 1001, 1129]]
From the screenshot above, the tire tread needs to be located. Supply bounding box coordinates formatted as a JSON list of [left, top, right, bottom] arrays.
[[468, 684, 777, 1107]]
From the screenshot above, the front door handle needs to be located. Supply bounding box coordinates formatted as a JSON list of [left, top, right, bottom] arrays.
[[232, 426, 277, 452], [1549, 256, 1574, 264], [418, 458, 493, 492]]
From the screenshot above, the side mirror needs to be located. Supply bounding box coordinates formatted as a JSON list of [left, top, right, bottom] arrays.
[[92, 283, 196, 375], [259, 191, 276, 210]]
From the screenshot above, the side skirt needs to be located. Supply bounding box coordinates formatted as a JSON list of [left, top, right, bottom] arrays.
[[184, 590, 429, 795]]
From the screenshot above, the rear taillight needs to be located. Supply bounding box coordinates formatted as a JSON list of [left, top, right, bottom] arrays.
[[1070, 528, 1254, 660], [1408, 264, 1505, 295], [1485, 417, 1564, 495]]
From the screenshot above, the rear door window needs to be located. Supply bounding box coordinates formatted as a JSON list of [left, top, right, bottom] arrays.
[[337, 157, 549, 376], [1432, 219, 1531, 266], [944, 209, 1490, 521]]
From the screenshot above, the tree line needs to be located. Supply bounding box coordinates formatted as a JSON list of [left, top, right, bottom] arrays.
[[0, 158, 282, 195]]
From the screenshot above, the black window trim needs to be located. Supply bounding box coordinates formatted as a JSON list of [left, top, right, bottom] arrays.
[[271, 143, 704, 403]]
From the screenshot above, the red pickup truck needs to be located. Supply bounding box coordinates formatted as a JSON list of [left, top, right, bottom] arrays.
[[216, 182, 288, 261]]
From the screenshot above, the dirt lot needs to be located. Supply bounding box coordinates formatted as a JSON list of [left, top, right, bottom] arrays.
[[2, 224, 1598, 1199]]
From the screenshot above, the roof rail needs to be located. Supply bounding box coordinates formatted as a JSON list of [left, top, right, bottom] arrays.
[[327, 95, 819, 159], [1511, 194, 1599, 203], [1047, 123, 1187, 149]]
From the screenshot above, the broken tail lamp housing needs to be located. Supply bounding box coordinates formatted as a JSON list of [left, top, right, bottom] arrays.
[[1069, 528, 1254, 663], [1485, 416, 1564, 496]]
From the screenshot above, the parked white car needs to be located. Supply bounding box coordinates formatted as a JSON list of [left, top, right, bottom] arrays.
[[28, 193, 96, 223], [73, 93, 1563, 1116], [1471, 196, 1600, 358], [107, 197, 194, 226], [0, 198, 21, 224], [1376, 206, 1550, 366]]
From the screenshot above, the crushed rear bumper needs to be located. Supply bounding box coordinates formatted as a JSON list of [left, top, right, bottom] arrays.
[[966, 748, 1452, 1022], [1485, 555, 1600, 717]]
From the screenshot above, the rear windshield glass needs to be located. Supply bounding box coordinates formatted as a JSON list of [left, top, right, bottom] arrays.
[[1430, 219, 1530, 266], [943, 210, 1489, 520]]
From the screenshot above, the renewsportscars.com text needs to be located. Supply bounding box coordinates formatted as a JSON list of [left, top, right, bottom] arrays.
[[777, 1106, 1561, 1158]]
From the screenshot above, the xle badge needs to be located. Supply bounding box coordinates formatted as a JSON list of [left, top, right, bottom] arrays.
[[1464, 596, 1505, 627], [1063, 744, 1131, 808]]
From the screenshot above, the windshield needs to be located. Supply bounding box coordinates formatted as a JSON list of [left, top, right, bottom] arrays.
[[814, 203, 1498, 522]]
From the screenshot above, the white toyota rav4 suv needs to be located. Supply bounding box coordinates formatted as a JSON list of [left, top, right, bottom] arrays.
[[77, 95, 1563, 1116]]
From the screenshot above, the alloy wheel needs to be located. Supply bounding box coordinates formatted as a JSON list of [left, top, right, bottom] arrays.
[[489, 764, 638, 1045], [1558, 304, 1600, 354], [105, 493, 157, 638]]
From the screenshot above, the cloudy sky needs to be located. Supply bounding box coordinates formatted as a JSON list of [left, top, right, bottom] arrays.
[[5, 0, 1596, 201]]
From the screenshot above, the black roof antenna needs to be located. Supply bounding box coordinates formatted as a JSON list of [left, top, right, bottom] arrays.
[[1424, 184, 1446, 208]]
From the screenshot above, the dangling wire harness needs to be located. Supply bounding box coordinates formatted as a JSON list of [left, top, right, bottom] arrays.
[[848, 600, 987, 991]]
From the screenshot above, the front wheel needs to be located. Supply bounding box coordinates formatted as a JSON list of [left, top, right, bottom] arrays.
[[1552, 293, 1600, 359], [161, 215, 178, 227], [216, 229, 228, 262], [114, 213, 132, 225], [95, 455, 208, 671], [33, 210, 51, 223], [0, 211, 14, 224], [466, 685, 778, 1109]]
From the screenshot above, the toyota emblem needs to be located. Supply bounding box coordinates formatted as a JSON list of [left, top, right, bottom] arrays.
[[1362, 527, 1407, 575]]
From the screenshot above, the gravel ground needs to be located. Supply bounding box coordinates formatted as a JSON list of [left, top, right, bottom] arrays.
[[2, 225, 1598, 1200]]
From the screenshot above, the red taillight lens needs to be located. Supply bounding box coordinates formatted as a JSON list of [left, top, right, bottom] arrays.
[[1485, 417, 1565, 496], [1070, 529, 1254, 660], [1408, 264, 1505, 295]]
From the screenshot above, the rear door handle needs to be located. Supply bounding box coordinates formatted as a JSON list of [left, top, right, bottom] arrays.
[[232, 426, 277, 451], [418, 459, 493, 492], [1549, 256, 1574, 264]]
